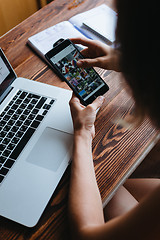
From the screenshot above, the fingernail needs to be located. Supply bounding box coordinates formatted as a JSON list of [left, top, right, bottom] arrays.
[[98, 96, 105, 102], [77, 61, 82, 67]]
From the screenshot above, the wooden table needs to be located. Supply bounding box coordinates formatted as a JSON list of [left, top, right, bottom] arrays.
[[0, 0, 159, 239]]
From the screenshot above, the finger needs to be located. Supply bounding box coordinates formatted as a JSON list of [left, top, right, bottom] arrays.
[[70, 93, 85, 108], [70, 37, 96, 48], [69, 94, 83, 111], [70, 93, 80, 105], [79, 48, 89, 58], [77, 57, 103, 68], [89, 96, 105, 111]]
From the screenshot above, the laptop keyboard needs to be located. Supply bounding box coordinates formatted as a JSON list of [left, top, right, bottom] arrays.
[[0, 90, 55, 184]]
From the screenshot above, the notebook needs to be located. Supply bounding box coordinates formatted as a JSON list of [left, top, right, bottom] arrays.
[[0, 48, 73, 227], [83, 7, 117, 43], [27, 4, 117, 63]]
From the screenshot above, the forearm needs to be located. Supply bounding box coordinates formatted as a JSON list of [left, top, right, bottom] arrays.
[[68, 130, 104, 236]]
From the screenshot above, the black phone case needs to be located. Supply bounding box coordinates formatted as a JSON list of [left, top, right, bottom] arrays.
[[45, 39, 109, 105]]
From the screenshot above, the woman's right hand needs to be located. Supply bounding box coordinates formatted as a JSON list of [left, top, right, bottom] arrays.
[[71, 37, 121, 72], [69, 93, 105, 139]]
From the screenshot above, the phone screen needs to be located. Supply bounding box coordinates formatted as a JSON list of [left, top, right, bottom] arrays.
[[48, 42, 108, 103]]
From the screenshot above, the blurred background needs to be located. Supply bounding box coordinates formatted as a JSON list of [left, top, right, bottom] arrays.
[[0, 0, 53, 36]]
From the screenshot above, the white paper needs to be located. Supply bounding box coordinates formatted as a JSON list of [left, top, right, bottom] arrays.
[[83, 8, 117, 42], [69, 4, 117, 43], [28, 21, 85, 55]]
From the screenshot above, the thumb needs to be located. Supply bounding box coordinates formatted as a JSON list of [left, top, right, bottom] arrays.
[[90, 96, 105, 111]]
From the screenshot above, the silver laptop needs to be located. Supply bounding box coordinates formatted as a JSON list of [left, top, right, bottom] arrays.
[[0, 48, 73, 227]]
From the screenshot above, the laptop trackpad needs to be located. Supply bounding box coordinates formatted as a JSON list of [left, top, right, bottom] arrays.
[[26, 127, 73, 172]]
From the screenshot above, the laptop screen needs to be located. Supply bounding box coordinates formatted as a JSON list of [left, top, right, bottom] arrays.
[[0, 48, 16, 97]]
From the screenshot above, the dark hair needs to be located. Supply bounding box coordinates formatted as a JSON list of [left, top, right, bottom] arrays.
[[116, 0, 160, 128]]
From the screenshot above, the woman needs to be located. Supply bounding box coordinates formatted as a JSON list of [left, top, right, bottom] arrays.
[[68, 0, 160, 239]]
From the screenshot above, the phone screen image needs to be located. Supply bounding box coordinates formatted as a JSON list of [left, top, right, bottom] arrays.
[[49, 43, 107, 102]]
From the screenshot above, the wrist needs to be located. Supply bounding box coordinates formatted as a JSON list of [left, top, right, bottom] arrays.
[[73, 129, 93, 161], [74, 129, 93, 142]]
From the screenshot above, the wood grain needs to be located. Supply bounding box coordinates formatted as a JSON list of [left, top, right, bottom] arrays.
[[0, 0, 159, 239], [0, 0, 38, 36]]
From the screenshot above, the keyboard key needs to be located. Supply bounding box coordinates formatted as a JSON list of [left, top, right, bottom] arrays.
[[15, 131, 23, 138], [31, 109, 39, 115], [0, 175, 4, 183], [11, 104, 19, 110], [3, 125, 11, 132], [24, 119, 32, 126], [7, 143, 16, 151], [0, 156, 7, 164], [43, 104, 51, 110], [8, 100, 14, 106], [31, 120, 40, 129], [17, 90, 22, 95], [3, 115, 10, 121], [20, 103, 27, 109], [0, 131, 7, 138], [35, 97, 47, 109], [11, 126, 19, 133], [12, 96, 18, 102], [3, 149, 11, 157], [0, 111, 6, 117], [16, 109, 23, 115], [28, 114, 35, 120], [50, 99, 55, 105], [0, 167, 9, 176], [4, 159, 15, 168], [0, 120, 7, 127], [8, 119, 15, 126], [2, 138, 10, 145], [20, 125, 27, 132], [23, 98, 30, 104], [6, 132, 15, 139], [10, 128, 35, 160], [31, 99, 38, 104], [19, 92, 28, 99], [23, 109, 30, 115], [7, 109, 14, 115], [11, 137, 19, 144], [42, 110, 48, 116], [15, 120, 23, 127], [13, 94, 18, 99], [28, 93, 40, 99], [15, 99, 22, 105], [35, 115, 44, 121], [0, 144, 6, 151], [19, 114, 27, 121], [11, 114, 19, 120], [4, 106, 10, 112], [27, 104, 34, 110]]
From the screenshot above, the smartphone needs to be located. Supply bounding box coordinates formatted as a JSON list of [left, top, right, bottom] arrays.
[[45, 39, 109, 106]]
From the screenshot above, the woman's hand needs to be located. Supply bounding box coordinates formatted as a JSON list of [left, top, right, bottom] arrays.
[[69, 94, 105, 138], [71, 37, 121, 72]]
